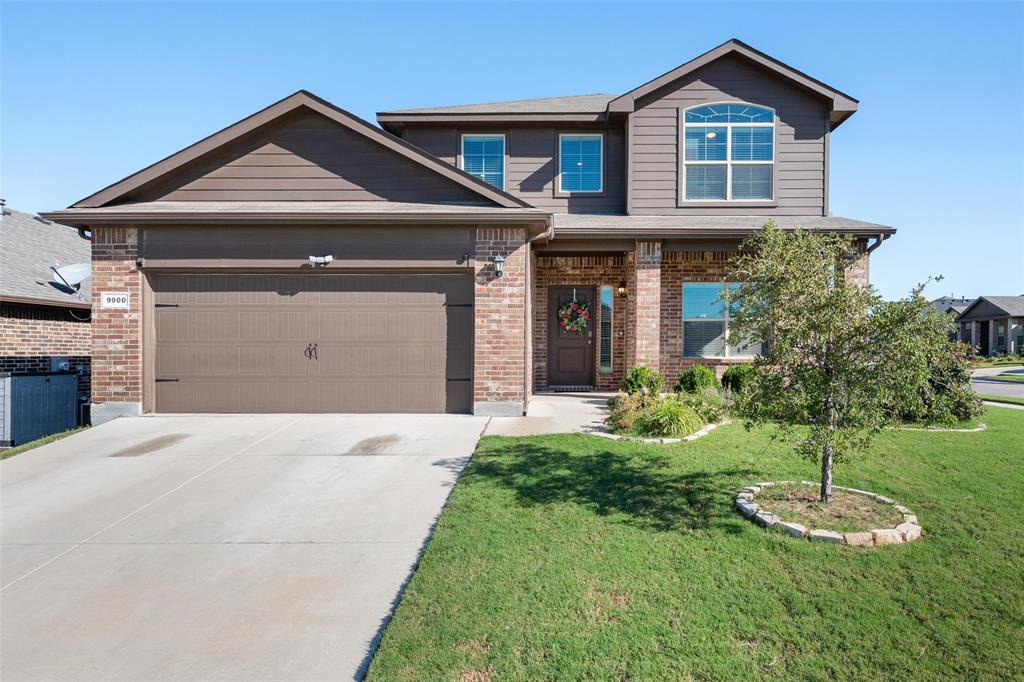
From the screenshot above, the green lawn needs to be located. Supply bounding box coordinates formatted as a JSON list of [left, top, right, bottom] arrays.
[[972, 358, 1023, 369], [979, 394, 1024, 407], [991, 373, 1024, 382], [368, 407, 1024, 681], [0, 427, 86, 460]]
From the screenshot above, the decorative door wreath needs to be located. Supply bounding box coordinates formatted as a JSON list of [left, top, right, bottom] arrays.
[[557, 298, 591, 334]]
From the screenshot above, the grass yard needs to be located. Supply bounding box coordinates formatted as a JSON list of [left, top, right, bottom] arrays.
[[991, 373, 1024, 382], [972, 357, 1023, 369], [368, 407, 1024, 681], [0, 428, 86, 460]]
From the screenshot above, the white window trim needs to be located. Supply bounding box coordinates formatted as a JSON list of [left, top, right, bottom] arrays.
[[557, 133, 604, 194], [681, 102, 775, 203], [460, 133, 506, 191], [681, 282, 758, 359]]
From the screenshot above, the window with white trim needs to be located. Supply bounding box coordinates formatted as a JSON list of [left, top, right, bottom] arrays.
[[683, 103, 774, 201], [559, 134, 603, 193], [461, 134, 505, 189], [682, 282, 762, 358], [599, 286, 613, 372]]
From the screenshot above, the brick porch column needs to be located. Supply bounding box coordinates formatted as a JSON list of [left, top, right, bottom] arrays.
[[91, 227, 143, 423], [474, 227, 529, 416], [633, 240, 662, 372]]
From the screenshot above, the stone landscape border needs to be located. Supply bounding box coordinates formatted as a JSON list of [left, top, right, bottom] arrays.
[[588, 420, 730, 444], [735, 481, 923, 547]]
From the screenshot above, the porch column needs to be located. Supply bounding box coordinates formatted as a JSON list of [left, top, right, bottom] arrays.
[[633, 240, 662, 372], [474, 227, 529, 416]]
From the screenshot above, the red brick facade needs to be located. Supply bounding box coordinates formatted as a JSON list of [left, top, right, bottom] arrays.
[[0, 307, 91, 357], [634, 241, 662, 371], [474, 227, 529, 414], [91, 227, 142, 408], [532, 254, 631, 391]]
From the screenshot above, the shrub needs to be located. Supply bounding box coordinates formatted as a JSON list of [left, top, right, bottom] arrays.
[[896, 340, 983, 425], [621, 366, 664, 396], [675, 365, 717, 394], [721, 364, 756, 394], [635, 395, 704, 437], [606, 392, 645, 432]]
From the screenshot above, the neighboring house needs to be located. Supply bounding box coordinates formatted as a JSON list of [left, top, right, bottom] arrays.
[[930, 296, 972, 316], [43, 39, 895, 422], [955, 296, 1024, 356], [0, 204, 92, 419]]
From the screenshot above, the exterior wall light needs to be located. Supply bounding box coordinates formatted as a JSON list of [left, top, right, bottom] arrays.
[[617, 280, 627, 296], [492, 254, 505, 278]]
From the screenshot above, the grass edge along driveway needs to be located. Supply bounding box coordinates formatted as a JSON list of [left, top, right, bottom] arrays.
[[367, 406, 1024, 681]]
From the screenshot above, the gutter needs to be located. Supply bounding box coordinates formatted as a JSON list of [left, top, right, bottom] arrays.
[[865, 233, 891, 254]]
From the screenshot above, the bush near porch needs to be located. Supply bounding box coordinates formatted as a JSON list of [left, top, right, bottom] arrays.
[[366, 407, 1024, 680]]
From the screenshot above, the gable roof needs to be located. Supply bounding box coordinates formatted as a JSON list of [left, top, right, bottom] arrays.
[[956, 296, 1024, 321], [606, 39, 859, 127], [69, 90, 531, 210], [0, 207, 91, 309]]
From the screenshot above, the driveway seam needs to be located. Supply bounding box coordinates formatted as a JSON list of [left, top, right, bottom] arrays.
[[0, 417, 302, 593]]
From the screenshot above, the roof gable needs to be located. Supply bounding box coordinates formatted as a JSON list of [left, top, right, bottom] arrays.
[[73, 91, 529, 210], [607, 39, 858, 127], [957, 296, 1024, 320]]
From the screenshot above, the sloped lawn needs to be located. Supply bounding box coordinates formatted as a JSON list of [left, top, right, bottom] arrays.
[[367, 407, 1024, 680]]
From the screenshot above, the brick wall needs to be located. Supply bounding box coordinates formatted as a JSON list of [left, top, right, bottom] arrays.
[[532, 254, 630, 391], [91, 227, 142, 407], [0, 310, 91, 357], [660, 250, 745, 383], [847, 240, 870, 287], [474, 227, 529, 414], [634, 241, 662, 370]]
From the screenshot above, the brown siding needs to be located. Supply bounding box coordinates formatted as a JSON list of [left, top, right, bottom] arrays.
[[127, 111, 487, 204], [630, 54, 828, 216], [140, 226, 474, 269], [405, 126, 626, 214]]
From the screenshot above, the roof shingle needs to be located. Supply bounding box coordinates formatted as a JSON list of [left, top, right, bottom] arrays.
[[0, 207, 91, 308]]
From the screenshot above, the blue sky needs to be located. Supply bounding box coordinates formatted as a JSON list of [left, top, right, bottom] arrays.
[[2, 1, 1022, 300]]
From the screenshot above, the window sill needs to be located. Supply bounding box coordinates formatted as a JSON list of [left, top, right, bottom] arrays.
[[678, 201, 778, 209]]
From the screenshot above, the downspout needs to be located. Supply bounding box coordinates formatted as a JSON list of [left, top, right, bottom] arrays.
[[523, 218, 554, 414]]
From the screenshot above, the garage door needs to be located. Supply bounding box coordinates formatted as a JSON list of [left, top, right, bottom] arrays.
[[151, 274, 473, 413]]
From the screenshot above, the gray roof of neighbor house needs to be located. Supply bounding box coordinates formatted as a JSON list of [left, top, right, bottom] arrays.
[[0, 206, 91, 309], [957, 296, 1024, 320]]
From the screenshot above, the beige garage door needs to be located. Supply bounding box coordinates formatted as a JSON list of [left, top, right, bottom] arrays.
[[152, 273, 473, 413]]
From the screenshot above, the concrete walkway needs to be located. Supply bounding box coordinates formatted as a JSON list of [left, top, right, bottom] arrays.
[[485, 392, 613, 436], [1, 414, 487, 681]]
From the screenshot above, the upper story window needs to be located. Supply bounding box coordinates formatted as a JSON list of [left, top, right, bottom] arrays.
[[461, 134, 505, 189], [559, 134, 603, 193], [683, 103, 774, 202]]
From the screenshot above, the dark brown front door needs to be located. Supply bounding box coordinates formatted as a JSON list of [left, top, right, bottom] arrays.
[[151, 273, 473, 414], [547, 286, 595, 387]]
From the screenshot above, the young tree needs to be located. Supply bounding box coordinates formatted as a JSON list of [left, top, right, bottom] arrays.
[[725, 222, 976, 503]]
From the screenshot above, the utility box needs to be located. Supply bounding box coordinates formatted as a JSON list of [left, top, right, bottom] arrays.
[[0, 372, 79, 447]]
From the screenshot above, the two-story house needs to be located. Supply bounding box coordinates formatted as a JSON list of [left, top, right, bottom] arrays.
[[45, 39, 895, 423]]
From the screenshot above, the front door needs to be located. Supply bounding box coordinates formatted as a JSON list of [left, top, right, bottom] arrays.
[[979, 321, 990, 355], [548, 286, 595, 387]]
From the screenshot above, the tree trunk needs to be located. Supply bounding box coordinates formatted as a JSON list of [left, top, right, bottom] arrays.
[[820, 443, 833, 503]]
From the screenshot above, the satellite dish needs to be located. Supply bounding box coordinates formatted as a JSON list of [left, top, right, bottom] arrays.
[[53, 262, 91, 287]]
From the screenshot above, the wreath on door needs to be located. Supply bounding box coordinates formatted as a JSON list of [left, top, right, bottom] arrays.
[[557, 299, 590, 334]]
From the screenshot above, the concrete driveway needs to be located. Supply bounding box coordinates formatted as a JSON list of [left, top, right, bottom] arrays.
[[1, 414, 487, 681], [972, 365, 1024, 400]]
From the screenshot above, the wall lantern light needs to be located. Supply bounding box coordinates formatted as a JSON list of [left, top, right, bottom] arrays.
[[308, 254, 334, 267], [492, 254, 505, 278], [617, 280, 627, 296]]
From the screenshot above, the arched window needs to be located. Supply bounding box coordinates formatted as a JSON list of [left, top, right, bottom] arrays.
[[682, 103, 774, 201]]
